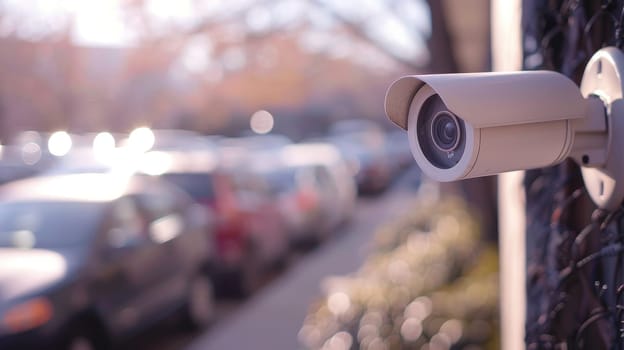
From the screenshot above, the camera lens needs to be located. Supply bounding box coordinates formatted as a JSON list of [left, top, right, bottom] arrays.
[[431, 111, 461, 152], [416, 95, 465, 169]]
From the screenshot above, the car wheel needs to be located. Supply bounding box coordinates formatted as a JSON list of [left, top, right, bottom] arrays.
[[236, 240, 265, 298], [183, 274, 215, 329], [67, 335, 96, 350], [63, 326, 100, 350]]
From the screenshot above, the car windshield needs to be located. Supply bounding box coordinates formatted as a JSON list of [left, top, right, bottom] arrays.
[[0, 201, 104, 249], [161, 173, 214, 200], [265, 167, 299, 194]]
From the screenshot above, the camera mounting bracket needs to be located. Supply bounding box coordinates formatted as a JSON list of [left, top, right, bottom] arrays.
[[579, 47, 624, 210]]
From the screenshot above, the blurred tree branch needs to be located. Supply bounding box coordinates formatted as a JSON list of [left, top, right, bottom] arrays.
[[308, 0, 425, 71], [309, 0, 458, 73], [129, 0, 436, 72], [0, 0, 443, 135]]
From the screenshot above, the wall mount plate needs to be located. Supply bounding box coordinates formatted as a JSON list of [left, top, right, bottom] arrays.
[[579, 47, 624, 210]]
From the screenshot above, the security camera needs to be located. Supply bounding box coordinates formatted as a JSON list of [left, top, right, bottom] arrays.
[[385, 47, 624, 210]]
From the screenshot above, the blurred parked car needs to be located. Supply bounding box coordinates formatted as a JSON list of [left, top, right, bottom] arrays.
[[0, 144, 55, 186], [329, 119, 383, 136], [149, 129, 217, 152], [329, 137, 392, 195], [144, 150, 290, 297], [217, 134, 292, 152], [284, 143, 357, 227], [0, 173, 215, 349], [256, 143, 357, 247], [328, 120, 394, 194], [3, 133, 58, 174], [0, 146, 42, 185], [44, 147, 120, 175], [384, 130, 414, 175], [0, 162, 38, 186]]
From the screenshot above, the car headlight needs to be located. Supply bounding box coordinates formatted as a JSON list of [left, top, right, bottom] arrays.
[[2, 297, 53, 333]]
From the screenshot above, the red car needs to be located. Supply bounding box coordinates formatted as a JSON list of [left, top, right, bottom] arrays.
[[150, 151, 290, 297]]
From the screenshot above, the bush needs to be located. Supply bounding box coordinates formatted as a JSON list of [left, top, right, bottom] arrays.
[[299, 197, 499, 350]]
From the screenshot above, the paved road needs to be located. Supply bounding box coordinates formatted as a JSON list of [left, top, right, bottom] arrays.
[[187, 172, 420, 350]]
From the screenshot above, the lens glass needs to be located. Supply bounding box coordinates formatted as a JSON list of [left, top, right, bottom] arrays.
[[431, 111, 460, 152], [416, 95, 466, 169]]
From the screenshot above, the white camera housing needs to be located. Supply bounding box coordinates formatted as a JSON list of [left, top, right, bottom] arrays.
[[385, 47, 624, 210]]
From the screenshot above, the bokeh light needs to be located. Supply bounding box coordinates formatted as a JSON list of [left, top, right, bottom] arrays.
[[92, 132, 116, 161], [250, 110, 274, 134], [21, 142, 42, 165], [48, 131, 73, 157], [93, 132, 116, 152], [327, 292, 351, 315], [439, 319, 463, 343], [324, 331, 353, 350], [128, 127, 155, 153], [140, 151, 173, 176], [400, 317, 423, 342]]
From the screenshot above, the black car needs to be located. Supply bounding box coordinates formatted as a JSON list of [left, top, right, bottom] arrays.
[[0, 173, 215, 349]]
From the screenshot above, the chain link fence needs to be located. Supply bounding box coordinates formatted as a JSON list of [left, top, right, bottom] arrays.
[[523, 0, 624, 348]]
